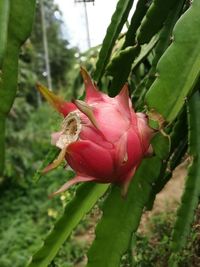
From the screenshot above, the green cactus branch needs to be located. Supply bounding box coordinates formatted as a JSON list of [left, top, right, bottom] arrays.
[[0, 0, 10, 67], [122, 0, 148, 49], [145, 0, 200, 124], [136, 0, 179, 44], [169, 92, 200, 266], [86, 157, 161, 267], [0, 115, 6, 176], [93, 0, 135, 83], [27, 183, 108, 267], [145, 0, 185, 89], [0, 0, 36, 175]]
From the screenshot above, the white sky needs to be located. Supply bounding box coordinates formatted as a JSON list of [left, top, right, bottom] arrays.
[[55, 0, 137, 52], [55, 0, 118, 51]]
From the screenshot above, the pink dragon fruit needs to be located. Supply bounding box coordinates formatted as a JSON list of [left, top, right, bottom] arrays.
[[37, 68, 154, 197]]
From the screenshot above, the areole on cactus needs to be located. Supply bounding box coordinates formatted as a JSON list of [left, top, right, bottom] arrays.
[[37, 68, 154, 197]]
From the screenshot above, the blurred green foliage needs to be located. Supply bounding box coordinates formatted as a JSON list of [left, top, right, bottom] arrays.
[[0, 0, 103, 264], [132, 210, 200, 267], [0, 0, 82, 266], [0, 168, 64, 267]]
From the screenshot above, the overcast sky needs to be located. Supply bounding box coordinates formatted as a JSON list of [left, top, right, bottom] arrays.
[[54, 0, 137, 52]]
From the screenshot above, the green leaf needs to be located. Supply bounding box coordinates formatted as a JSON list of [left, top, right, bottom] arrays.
[[93, 0, 135, 83], [0, 0, 36, 174], [86, 157, 161, 267], [0, 0, 10, 67], [27, 183, 109, 267], [169, 92, 200, 266], [136, 0, 178, 44], [145, 0, 200, 123]]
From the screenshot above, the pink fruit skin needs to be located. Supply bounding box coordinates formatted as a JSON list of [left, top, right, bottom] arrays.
[[37, 68, 154, 197]]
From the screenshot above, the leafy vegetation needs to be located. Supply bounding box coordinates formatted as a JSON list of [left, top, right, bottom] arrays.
[[132, 209, 200, 267]]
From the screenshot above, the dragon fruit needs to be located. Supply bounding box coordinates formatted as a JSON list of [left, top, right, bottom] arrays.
[[37, 68, 153, 197]]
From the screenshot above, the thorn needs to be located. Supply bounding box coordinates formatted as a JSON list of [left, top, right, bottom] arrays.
[[170, 35, 174, 42]]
